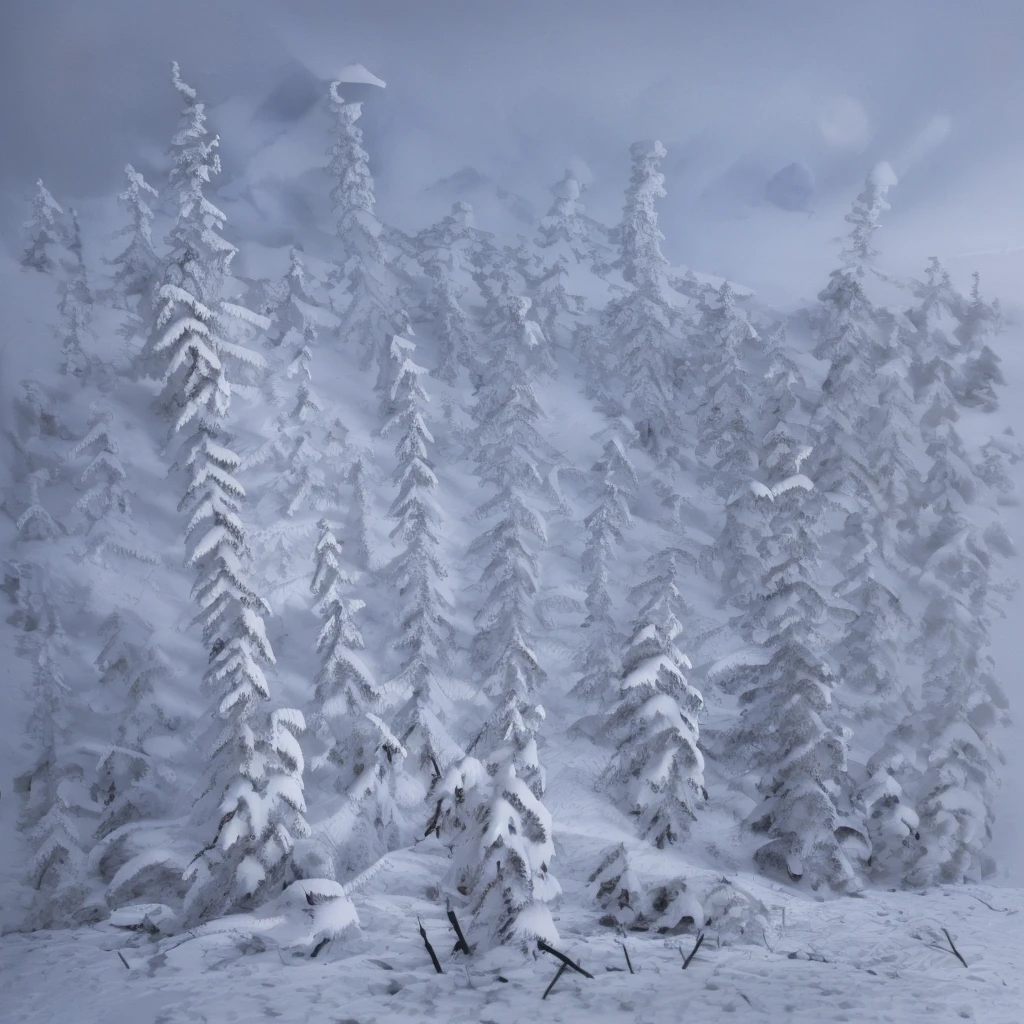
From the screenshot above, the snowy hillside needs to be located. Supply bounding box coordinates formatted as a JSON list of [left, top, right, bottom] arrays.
[[1, 47, 1022, 1024]]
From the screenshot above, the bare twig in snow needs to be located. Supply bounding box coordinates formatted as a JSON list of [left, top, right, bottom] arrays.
[[942, 928, 968, 968], [116, 952, 130, 971], [681, 932, 705, 970], [543, 963, 567, 999], [417, 917, 443, 974], [620, 941, 634, 974], [537, 939, 594, 979]]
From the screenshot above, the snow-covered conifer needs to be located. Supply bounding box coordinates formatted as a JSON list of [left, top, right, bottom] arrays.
[[571, 432, 637, 704], [56, 210, 97, 381], [21, 180, 65, 274], [723, 429, 860, 890], [468, 296, 553, 798], [603, 608, 705, 848], [108, 164, 160, 311], [309, 518, 402, 860], [601, 141, 688, 457], [380, 335, 459, 789], [955, 273, 1004, 412], [857, 734, 921, 881], [142, 65, 307, 925], [327, 81, 404, 385]]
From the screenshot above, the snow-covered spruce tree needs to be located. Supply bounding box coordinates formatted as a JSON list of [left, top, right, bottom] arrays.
[[327, 80, 404, 389], [809, 163, 897, 505], [143, 64, 309, 925], [723, 427, 861, 889], [380, 334, 459, 792], [467, 296, 553, 799], [531, 169, 596, 345], [56, 210, 98, 381], [714, 326, 799, 617], [600, 140, 688, 458], [87, 610, 183, 905], [107, 164, 160, 313], [347, 454, 376, 572], [21, 179, 66, 274], [955, 272, 1004, 412], [309, 517, 403, 865], [856, 728, 921, 882], [602, 569, 706, 848], [414, 201, 485, 383], [571, 431, 637, 705], [693, 282, 759, 496], [243, 248, 337, 596], [12, 564, 100, 928], [906, 498, 1008, 886]]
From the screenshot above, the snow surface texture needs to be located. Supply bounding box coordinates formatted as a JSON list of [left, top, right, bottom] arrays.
[[2, 53, 1024, 1023]]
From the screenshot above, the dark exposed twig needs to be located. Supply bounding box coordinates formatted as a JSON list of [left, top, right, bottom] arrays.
[[310, 938, 329, 958], [447, 901, 471, 955], [542, 963, 567, 1000], [942, 928, 968, 968], [620, 941, 634, 974], [417, 917, 443, 974], [537, 939, 594, 979], [681, 931, 705, 970], [116, 952, 130, 971]]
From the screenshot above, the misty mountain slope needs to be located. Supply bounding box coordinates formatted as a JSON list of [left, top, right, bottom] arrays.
[[1, 64, 1021, 1024]]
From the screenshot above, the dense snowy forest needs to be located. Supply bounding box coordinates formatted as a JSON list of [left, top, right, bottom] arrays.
[[0, 58, 1017, 965]]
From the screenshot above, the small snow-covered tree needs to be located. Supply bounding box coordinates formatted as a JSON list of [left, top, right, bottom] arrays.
[[12, 565, 99, 928], [693, 282, 758, 495], [955, 272, 1004, 412], [603, 609, 705, 849], [108, 164, 160, 312], [571, 431, 637, 704], [458, 760, 561, 951], [309, 518, 402, 864], [21, 179, 65, 274], [56, 210, 97, 381], [380, 335, 459, 790]]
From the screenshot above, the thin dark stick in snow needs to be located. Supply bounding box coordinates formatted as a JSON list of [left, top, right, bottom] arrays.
[[620, 941, 634, 974], [116, 952, 130, 971], [310, 938, 329, 958], [542, 963, 567, 1000], [681, 932, 705, 970], [942, 928, 968, 968], [446, 903, 471, 955], [418, 918, 444, 974], [537, 939, 594, 979]]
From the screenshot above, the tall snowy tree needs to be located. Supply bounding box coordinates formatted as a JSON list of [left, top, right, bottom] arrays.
[[467, 296, 553, 799], [600, 140, 689, 458], [327, 80, 404, 391], [723, 362, 861, 889], [380, 334, 459, 791], [21, 179, 65, 274], [143, 64, 308, 925]]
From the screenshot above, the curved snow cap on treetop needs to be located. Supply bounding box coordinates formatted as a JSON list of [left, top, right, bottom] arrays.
[[335, 63, 386, 89]]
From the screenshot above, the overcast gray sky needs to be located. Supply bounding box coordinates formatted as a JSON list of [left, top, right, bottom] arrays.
[[2, 0, 1024, 295]]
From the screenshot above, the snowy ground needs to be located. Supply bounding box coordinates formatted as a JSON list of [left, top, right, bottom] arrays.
[[2, 873, 1021, 1024]]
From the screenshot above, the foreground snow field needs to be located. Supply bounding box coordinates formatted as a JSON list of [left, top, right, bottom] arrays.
[[2, 873, 1021, 1024]]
